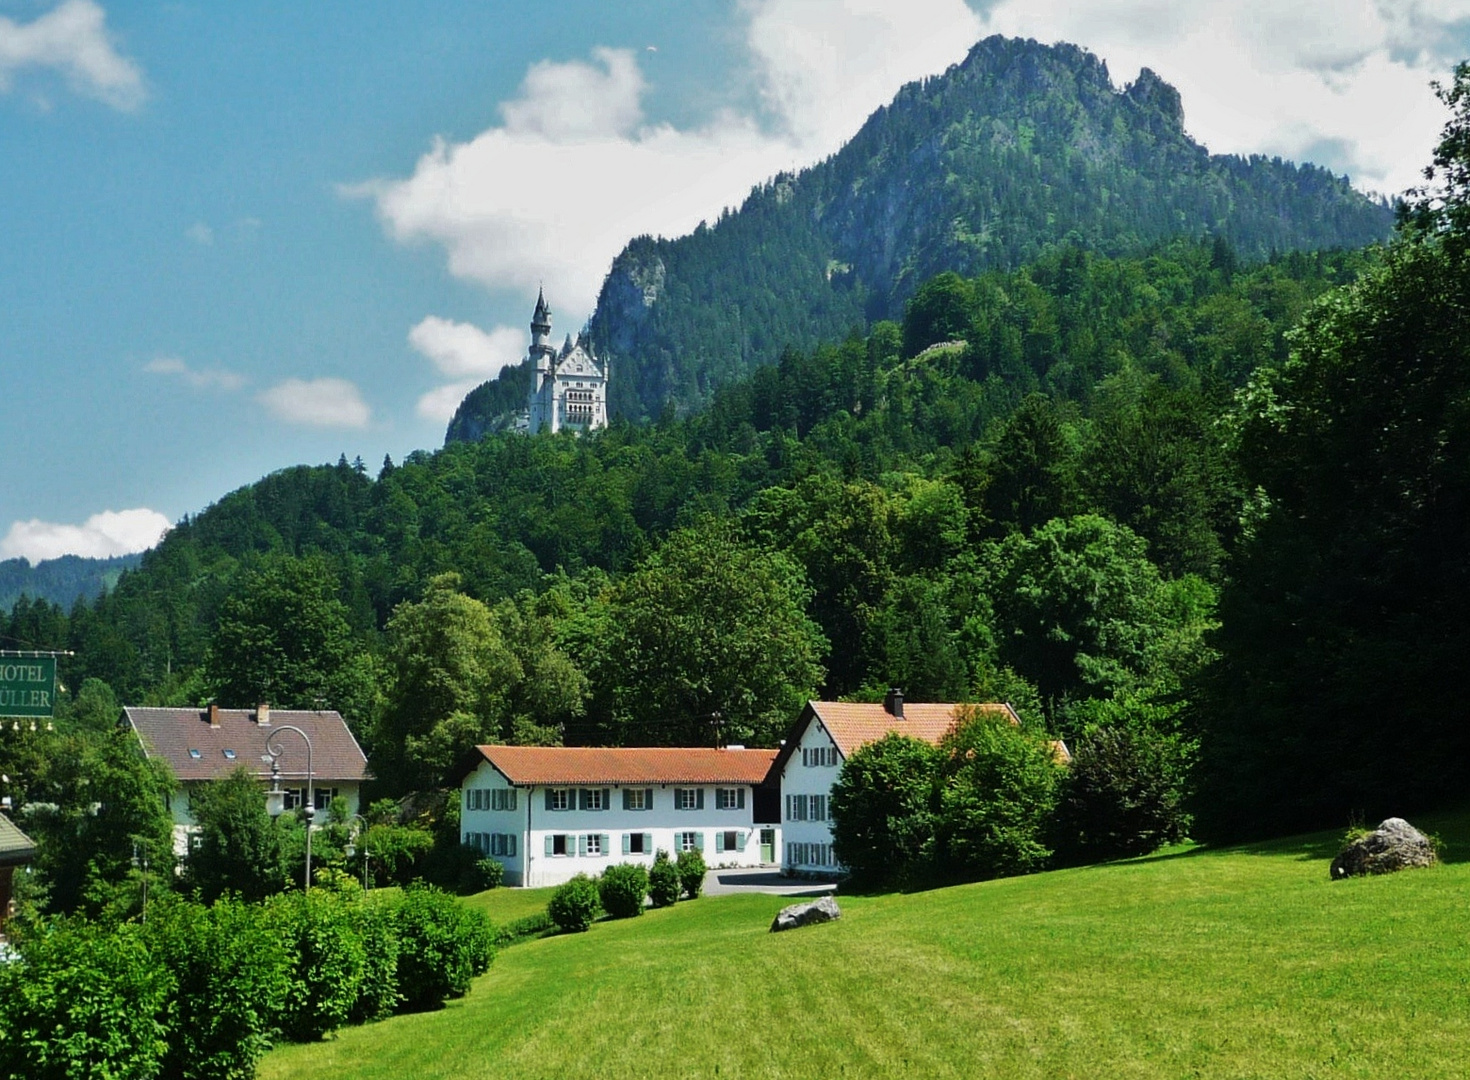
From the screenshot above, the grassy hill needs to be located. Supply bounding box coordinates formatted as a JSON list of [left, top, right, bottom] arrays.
[[261, 810, 1470, 1079]]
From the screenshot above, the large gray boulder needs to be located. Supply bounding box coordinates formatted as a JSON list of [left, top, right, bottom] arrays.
[[1330, 817, 1438, 880], [770, 896, 842, 932]]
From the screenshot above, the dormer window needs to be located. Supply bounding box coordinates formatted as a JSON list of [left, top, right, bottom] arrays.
[[188, 749, 202, 759], [223, 749, 236, 759]]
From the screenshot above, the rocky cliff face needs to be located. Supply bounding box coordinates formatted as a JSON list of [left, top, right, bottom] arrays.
[[448, 34, 1393, 439]]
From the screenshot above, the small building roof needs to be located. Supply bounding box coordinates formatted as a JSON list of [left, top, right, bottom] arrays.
[[124, 706, 370, 785], [456, 745, 778, 788], [0, 812, 36, 867]]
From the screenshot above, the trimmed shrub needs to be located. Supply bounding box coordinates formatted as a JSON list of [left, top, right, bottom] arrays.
[[144, 895, 291, 1080], [269, 889, 367, 1041], [935, 708, 1063, 881], [676, 847, 706, 899], [830, 732, 941, 889], [394, 885, 495, 1011], [349, 896, 402, 1023], [548, 873, 602, 933], [493, 910, 555, 947], [460, 854, 504, 894], [598, 863, 649, 919], [648, 850, 680, 908], [1052, 724, 1192, 863], [361, 823, 435, 887], [0, 918, 172, 1080]]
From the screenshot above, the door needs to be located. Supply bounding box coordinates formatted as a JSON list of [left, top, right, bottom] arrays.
[[760, 829, 775, 864]]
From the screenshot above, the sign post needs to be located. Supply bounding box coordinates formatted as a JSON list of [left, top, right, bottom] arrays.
[[0, 655, 57, 718]]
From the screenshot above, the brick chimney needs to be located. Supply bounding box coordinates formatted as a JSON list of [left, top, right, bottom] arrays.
[[256, 702, 271, 726], [207, 703, 221, 728], [883, 687, 904, 719]]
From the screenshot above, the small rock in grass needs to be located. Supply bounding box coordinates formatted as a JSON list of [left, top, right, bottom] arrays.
[[770, 896, 841, 932], [1330, 817, 1437, 880]]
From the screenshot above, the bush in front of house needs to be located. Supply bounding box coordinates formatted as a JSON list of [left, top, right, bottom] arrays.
[[349, 894, 402, 1023], [648, 850, 680, 907], [548, 873, 602, 933], [394, 884, 495, 1011], [598, 862, 649, 919], [676, 847, 706, 899], [144, 894, 291, 1080], [0, 918, 173, 1080], [269, 889, 368, 1041], [830, 732, 942, 889], [460, 854, 504, 894]]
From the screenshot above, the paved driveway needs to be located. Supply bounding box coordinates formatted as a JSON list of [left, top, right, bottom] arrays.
[[702, 867, 838, 897]]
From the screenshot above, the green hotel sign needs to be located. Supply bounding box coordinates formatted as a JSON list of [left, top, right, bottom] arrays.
[[0, 656, 56, 717]]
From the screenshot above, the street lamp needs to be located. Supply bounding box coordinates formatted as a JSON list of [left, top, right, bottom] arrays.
[[343, 812, 370, 892], [262, 724, 314, 892]]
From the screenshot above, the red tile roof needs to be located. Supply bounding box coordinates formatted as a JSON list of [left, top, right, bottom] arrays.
[[809, 701, 1013, 756], [125, 707, 370, 785], [464, 745, 779, 787]]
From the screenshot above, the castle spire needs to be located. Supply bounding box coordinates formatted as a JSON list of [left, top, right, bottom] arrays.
[[531, 287, 551, 334]]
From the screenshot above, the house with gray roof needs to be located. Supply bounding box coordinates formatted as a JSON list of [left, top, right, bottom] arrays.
[[125, 704, 370, 856], [0, 812, 36, 936]]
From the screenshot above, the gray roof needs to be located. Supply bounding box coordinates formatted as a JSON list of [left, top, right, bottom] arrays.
[[0, 813, 35, 867], [125, 706, 370, 786]]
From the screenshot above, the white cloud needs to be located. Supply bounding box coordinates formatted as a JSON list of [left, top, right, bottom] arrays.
[[144, 355, 245, 392], [257, 378, 371, 429], [358, 0, 1468, 332], [0, 0, 145, 111], [1, 507, 170, 562], [408, 316, 528, 421], [185, 222, 213, 245]]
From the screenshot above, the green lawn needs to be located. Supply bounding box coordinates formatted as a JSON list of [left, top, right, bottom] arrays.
[[261, 810, 1470, 1079], [459, 884, 558, 925]]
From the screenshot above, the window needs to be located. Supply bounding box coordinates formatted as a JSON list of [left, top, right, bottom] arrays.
[[188, 748, 202, 759], [547, 788, 571, 811], [675, 788, 704, 811], [810, 794, 827, 822], [547, 833, 571, 856], [787, 842, 836, 867], [484, 788, 516, 811], [716, 788, 745, 811], [623, 787, 653, 811], [786, 794, 808, 821], [583, 833, 604, 857], [624, 832, 651, 855], [802, 746, 839, 767], [313, 788, 338, 811], [715, 830, 744, 853], [678, 831, 703, 853], [580, 788, 609, 811], [223, 749, 236, 760]]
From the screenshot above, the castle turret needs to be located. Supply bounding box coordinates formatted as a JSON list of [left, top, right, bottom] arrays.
[[530, 288, 555, 386]]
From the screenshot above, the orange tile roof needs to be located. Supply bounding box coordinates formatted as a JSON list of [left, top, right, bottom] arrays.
[[809, 701, 1018, 757], [467, 745, 779, 787]]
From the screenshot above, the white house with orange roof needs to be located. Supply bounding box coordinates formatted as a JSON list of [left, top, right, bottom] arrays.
[[770, 690, 1057, 876], [451, 745, 780, 887]]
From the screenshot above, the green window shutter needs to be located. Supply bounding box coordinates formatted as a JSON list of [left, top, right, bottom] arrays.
[[738, 788, 746, 810], [696, 788, 705, 810], [622, 788, 632, 811], [644, 788, 654, 810], [602, 788, 611, 811], [693, 831, 704, 851], [577, 789, 587, 811], [622, 833, 630, 855], [601, 834, 610, 855], [509, 835, 517, 857], [715, 832, 726, 853], [508, 789, 517, 811], [545, 789, 555, 811], [578, 834, 587, 857], [544, 835, 554, 856], [644, 832, 653, 853], [738, 831, 748, 849]]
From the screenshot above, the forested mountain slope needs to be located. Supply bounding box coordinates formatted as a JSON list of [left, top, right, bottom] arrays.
[[448, 35, 1390, 437], [0, 553, 142, 616]]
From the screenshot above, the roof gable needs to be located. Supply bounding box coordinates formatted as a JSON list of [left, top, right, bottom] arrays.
[[125, 707, 370, 785], [0, 812, 35, 867], [457, 745, 778, 787], [556, 347, 603, 378]]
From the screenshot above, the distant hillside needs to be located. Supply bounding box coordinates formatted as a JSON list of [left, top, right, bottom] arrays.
[[446, 35, 1391, 438], [0, 553, 142, 613]]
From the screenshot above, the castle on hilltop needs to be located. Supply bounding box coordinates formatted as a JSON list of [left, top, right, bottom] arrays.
[[526, 289, 609, 435]]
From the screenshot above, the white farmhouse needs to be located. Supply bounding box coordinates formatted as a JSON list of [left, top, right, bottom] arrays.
[[125, 704, 370, 857], [771, 691, 1028, 876], [454, 745, 780, 887]]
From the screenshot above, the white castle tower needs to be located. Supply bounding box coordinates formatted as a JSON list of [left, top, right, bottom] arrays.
[[526, 289, 609, 434]]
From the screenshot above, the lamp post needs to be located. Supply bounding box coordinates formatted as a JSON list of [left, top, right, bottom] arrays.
[[343, 812, 370, 892], [263, 724, 314, 892]]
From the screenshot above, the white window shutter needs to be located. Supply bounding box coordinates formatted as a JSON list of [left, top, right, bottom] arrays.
[[715, 832, 726, 853], [693, 832, 704, 851], [622, 833, 630, 855], [545, 835, 554, 856]]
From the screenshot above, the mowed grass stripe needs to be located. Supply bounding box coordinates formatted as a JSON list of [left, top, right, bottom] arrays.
[[261, 820, 1470, 1079]]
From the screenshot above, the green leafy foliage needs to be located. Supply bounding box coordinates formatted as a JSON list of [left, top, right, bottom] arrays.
[[0, 919, 171, 1080], [598, 862, 649, 919], [349, 896, 402, 1024], [647, 850, 680, 908], [393, 885, 495, 1010], [185, 766, 288, 903], [676, 847, 706, 899], [934, 708, 1064, 880], [830, 733, 941, 889], [547, 874, 602, 933], [270, 889, 368, 1041]]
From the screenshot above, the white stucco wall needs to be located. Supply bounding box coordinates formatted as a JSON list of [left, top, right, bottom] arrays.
[[460, 761, 775, 888], [780, 718, 843, 874]]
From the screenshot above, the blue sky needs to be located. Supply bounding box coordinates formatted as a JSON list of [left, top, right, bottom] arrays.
[[2, 0, 1467, 562]]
